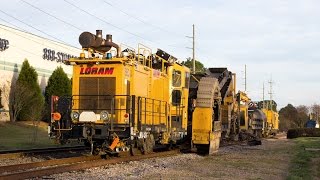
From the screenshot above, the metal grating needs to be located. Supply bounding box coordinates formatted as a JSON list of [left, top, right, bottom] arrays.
[[79, 77, 116, 113]]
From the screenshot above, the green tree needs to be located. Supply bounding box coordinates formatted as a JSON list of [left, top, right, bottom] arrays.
[[15, 59, 44, 121], [181, 57, 206, 73], [279, 104, 298, 131], [44, 66, 71, 101], [279, 104, 310, 130], [43, 67, 71, 122]]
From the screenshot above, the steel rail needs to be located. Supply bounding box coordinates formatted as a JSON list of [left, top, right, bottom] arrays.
[[0, 150, 179, 180], [0, 145, 88, 159]]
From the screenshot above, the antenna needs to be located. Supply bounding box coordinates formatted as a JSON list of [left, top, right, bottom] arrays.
[[245, 64, 247, 92], [186, 24, 195, 73], [268, 76, 274, 110], [192, 24, 195, 73], [262, 82, 265, 109], [242, 64, 247, 92]]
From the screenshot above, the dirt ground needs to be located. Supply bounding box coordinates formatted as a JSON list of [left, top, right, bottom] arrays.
[[144, 134, 295, 180], [51, 133, 296, 180]]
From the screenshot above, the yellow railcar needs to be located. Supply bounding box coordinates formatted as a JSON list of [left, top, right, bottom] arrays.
[[49, 30, 268, 156], [261, 108, 279, 136], [50, 30, 190, 154]]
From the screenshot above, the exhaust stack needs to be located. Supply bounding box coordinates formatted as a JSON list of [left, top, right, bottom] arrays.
[[79, 30, 120, 57]]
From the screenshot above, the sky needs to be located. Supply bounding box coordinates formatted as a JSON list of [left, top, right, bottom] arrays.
[[1, 0, 320, 109]]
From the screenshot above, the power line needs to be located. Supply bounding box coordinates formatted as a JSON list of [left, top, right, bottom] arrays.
[[20, 0, 83, 32], [4, 0, 189, 58], [1, 41, 40, 57], [0, 23, 79, 54], [63, 0, 188, 51], [63, 0, 155, 44], [101, 0, 183, 38], [0, 17, 79, 53], [0, 9, 72, 47]]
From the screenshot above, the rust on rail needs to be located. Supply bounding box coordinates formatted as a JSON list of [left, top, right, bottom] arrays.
[[0, 150, 180, 180]]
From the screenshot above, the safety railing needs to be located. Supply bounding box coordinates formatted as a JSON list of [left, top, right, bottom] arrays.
[[71, 95, 169, 131], [136, 97, 168, 131]]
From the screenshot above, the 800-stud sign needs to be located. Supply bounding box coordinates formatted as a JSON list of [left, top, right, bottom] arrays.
[[43, 48, 77, 63]]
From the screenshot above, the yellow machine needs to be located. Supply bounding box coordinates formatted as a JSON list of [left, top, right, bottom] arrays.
[[237, 91, 250, 131], [49, 30, 268, 156], [191, 77, 222, 154], [188, 68, 264, 154], [237, 91, 265, 138], [260, 100, 279, 136], [189, 68, 237, 154], [49, 30, 190, 154]]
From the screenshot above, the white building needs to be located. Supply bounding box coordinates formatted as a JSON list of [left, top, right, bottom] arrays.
[[0, 24, 81, 120]]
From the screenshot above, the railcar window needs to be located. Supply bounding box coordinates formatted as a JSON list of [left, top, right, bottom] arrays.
[[240, 111, 245, 126], [172, 90, 181, 106], [185, 72, 190, 88], [172, 70, 181, 87]]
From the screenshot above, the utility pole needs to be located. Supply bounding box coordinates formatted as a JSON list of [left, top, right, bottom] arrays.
[[244, 64, 247, 92], [192, 24, 195, 73], [186, 24, 195, 73], [262, 82, 265, 109], [268, 77, 274, 110]]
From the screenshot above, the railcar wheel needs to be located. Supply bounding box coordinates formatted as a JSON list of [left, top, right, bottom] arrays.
[[141, 143, 148, 154], [129, 144, 138, 156], [141, 134, 155, 154], [92, 148, 100, 155]]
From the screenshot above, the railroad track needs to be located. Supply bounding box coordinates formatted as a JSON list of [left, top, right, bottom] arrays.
[[0, 150, 179, 180], [0, 145, 88, 159]]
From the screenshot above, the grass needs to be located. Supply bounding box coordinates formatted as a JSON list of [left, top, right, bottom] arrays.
[[287, 137, 320, 180], [0, 121, 59, 150]]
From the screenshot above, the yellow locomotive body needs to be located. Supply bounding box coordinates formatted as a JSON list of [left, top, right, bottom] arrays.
[[261, 108, 279, 136], [50, 30, 190, 154], [50, 30, 272, 156]]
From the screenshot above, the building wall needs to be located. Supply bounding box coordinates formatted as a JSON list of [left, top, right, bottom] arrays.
[[0, 24, 81, 115]]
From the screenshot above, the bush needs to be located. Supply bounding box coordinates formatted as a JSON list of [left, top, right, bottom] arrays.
[[287, 128, 320, 139], [43, 67, 71, 122], [15, 59, 44, 121]]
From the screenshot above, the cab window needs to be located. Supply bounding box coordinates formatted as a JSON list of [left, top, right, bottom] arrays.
[[172, 70, 181, 87], [172, 90, 181, 106], [185, 72, 190, 88]]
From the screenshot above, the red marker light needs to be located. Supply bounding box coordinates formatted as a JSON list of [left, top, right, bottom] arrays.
[[124, 113, 129, 118]]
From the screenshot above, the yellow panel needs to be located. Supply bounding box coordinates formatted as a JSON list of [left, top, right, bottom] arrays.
[[132, 68, 148, 97], [192, 108, 212, 144], [240, 106, 248, 130]]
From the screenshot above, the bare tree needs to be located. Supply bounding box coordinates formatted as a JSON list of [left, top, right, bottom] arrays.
[[295, 105, 309, 128], [0, 81, 10, 110], [310, 103, 320, 122], [8, 81, 38, 122], [0, 80, 12, 121], [27, 101, 44, 144]]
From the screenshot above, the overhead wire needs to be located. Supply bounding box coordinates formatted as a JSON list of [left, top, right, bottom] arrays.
[[0, 17, 80, 54], [0, 9, 72, 46], [20, 0, 84, 32], [101, 0, 184, 38], [2, 0, 196, 60], [62, 0, 156, 44], [62, 0, 189, 51]]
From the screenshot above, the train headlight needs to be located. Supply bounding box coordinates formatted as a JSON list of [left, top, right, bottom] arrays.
[[100, 111, 110, 121], [71, 111, 80, 121]]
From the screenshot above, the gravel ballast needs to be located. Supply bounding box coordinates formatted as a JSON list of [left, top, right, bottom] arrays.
[[48, 135, 294, 180]]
